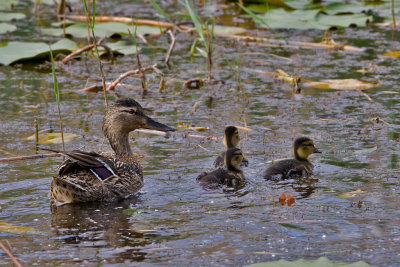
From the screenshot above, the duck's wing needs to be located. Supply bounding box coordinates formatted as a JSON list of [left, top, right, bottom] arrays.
[[213, 151, 226, 168], [40, 148, 118, 180]]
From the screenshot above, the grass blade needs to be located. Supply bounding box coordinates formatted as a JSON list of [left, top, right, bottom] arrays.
[[149, 0, 171, 22], [185, 0, 206, 47], [49, 46, 65, 150]]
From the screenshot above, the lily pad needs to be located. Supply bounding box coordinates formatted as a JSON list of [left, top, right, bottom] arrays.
[[0, 221, 35, 234], [0, 0, 18, 10], [0, 22, 16, 34], [104, 40, 138, 56], [24, 132, 79, 144], [0, 38, 78, 65], [0, 12, 26, 21], [246, 256, 371, 267], [43, 22, 160, 38]]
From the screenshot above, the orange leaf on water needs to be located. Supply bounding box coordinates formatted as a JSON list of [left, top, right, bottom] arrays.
[[287, 194, 295, 207], [278, 193, 286, 206]]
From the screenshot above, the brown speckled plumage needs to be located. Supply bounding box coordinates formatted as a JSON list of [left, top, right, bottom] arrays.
[[198, 148, 245, 188], [264, 137, 321, 180], [46, 98, 174, 204], [214, 126, 248, 168]]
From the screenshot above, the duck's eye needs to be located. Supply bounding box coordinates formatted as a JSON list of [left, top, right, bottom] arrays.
[[123, 109, 138, 114]]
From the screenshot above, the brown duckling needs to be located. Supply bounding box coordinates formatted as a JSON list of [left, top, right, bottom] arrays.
[[264, 137, 321, 180], [214, 126, 249, 168], [42, 98, 175, 204], [198, 148, 245, 187]]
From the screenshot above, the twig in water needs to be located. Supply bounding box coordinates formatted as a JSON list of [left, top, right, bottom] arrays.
[[62, 38, 110, 64], [392, 0, 396, 40], [106, 64, 157, 91], [0, 241, 22, 267], [0, 153, 60, 162], [165, 30, 176, 70]]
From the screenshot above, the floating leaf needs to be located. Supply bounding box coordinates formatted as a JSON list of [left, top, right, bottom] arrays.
[[213, 25, 247, 35], [278, 193, 286, 206], [0, 12, 26, 21], [245, 256, 372, 267], [354, 146, 377, 155], [103, 40, 138, 56], [43, 22, 160, 38], [0, 221, 34, 234], [0, 38, 78, 65], [0, 22, 16, 34], [338, 188, 368, 199], [177, 121, 209, 132], [24, 132, 79, 144], [0, 0, 18, 10], [383, 51, 400, 58], [254, 7, 371, 30], [304, 79, 378, 90], [287, 194, 295, 206]]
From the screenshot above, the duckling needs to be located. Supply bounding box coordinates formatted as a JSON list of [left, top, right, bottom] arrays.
[[42, 98, 175, 204], [264, 137, 321, 180], [198, 148, 245, 187], [214, 126, 249, 168]]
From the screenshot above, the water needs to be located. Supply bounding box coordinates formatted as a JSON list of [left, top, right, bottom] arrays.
[[1, 1, 400, 266]]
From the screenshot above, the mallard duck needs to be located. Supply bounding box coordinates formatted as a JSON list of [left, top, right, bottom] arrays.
[[214, 126, 248, 168], [198, 148, 245, 187], [42, 98, 174, 204], [264, 137, 321, 180]]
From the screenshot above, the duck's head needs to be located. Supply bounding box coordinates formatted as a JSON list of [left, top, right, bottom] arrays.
[[103, 98, 174, 156], [293, 137, 321, 161], [225, 147, 243, 171], [223, 126, 240, 148]]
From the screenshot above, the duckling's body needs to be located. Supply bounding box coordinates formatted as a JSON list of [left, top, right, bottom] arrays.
[[198, 148, 245, 187], [264, 137, 321, 180], [45, 98, 174, 204], [214, 126, 248, 168]]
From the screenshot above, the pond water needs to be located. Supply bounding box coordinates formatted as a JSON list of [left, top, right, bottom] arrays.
[[1, 0, 400, 266]]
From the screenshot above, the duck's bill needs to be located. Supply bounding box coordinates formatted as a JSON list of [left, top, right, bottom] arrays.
[[314, 148, 322, 153], [144, 116, 175, 132]]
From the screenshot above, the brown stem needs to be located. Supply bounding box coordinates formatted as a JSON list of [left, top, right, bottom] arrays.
[[106, 64, 157, 91], [0, 153, 60, 163], [136, 46, 147, 91], [165, 30, 176, 70], [0, 241, 22, 267]]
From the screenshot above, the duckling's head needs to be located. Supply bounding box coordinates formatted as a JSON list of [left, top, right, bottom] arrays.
[[103, 98, 174, 156], [225, 147, 243, 171], [223, 126, 240, 148], [293, 137, 321, 161]]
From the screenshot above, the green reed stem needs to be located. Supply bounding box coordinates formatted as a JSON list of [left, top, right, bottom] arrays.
[[49, 46, 65, 151]]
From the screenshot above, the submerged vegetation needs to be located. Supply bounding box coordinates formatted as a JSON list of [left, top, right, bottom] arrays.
[[0, 0, 400, 266]]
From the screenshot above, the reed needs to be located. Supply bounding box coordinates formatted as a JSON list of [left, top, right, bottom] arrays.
[[49, 46, 65, 151], [82, 0, 108, 107]]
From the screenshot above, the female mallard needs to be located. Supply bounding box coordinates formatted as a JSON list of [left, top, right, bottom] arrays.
[[214, 126, 248, 168], [43, 98, 174, 204], [264, 137, 321, 180], [198, 148, 245, 187]]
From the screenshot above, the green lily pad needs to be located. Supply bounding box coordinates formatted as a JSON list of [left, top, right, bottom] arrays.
[[0, 22, 16, 34], [0, 0, 18, 10], [246, 256, 371, 267], [104, 40, 138, 56], [43, 22, 161, 38], [338, 189, 368, 199], [0, 38, 78, 65], [0, 12, 26, 21], [249, 2, 371, 30]]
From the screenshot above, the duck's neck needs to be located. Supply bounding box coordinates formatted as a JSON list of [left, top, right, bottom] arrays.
[[104, 127, 133, 157], [294, 149, 309, 162]]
